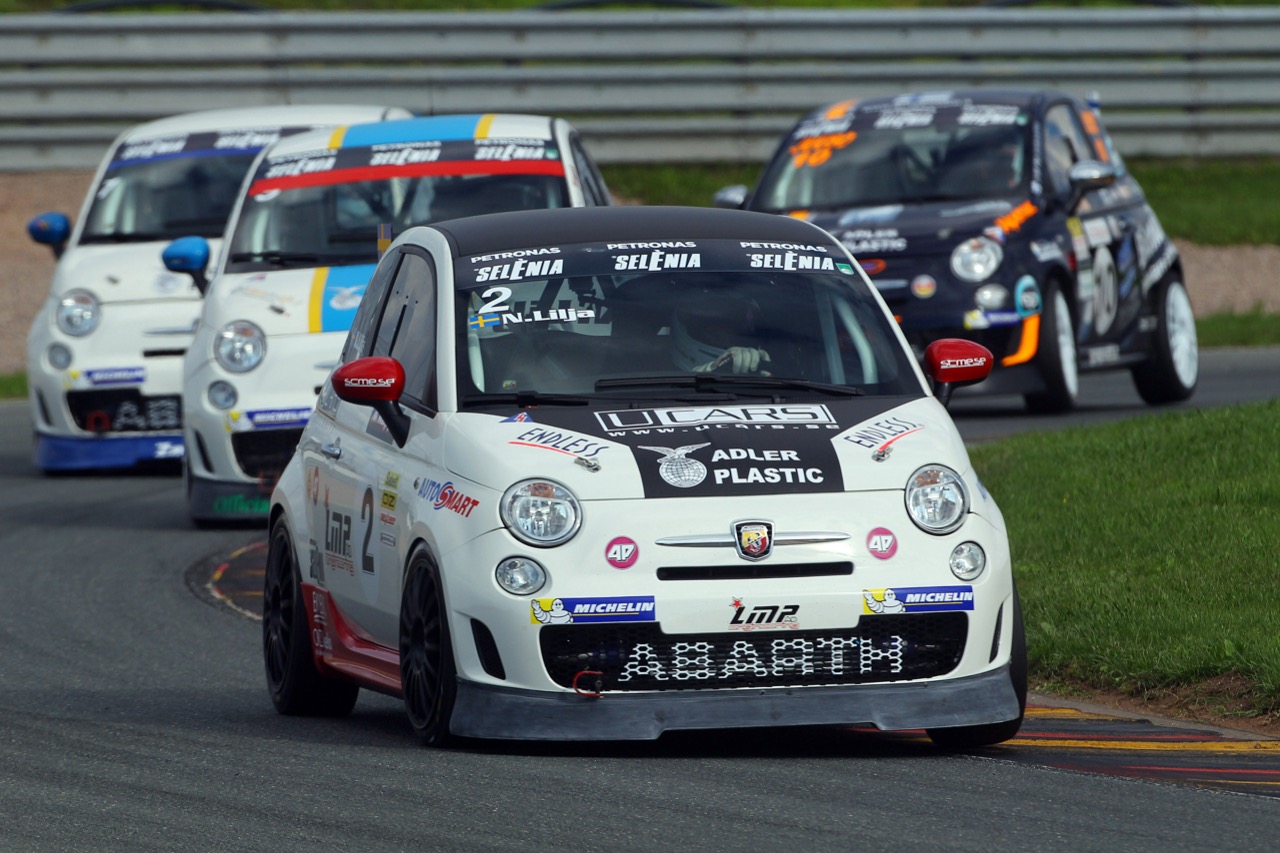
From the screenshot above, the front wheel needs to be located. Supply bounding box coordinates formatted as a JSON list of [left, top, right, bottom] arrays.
[[1024, 283, 1079, 414], [1131, 277, 1198, 405], [400, 549, 458, 746], [927, 586, 1027, 749], [263, 517, 359, 716]]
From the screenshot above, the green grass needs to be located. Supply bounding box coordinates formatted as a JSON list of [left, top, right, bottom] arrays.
[[0, 373, 26, 399], [1197, 306, 1280, 348], [970, 400, 1280, 716]]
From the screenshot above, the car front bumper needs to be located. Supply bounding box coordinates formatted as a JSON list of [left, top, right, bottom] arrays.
[[450, 661, 1021, 740]]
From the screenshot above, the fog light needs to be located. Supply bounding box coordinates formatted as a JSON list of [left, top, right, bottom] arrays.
[[495, 556, 547, 595], [975, 283, 1009, 310], [47, 344, 72, 370], [949, 541, 987, 581], [207, 381, 237, 410]]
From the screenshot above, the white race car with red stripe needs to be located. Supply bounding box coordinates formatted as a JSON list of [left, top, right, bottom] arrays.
[[162, 113, 613, 523], [263, 204, 1025, 749]]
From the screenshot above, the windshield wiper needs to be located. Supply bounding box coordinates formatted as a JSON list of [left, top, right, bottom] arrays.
[[461, 391, 594, 408], [596, 374, 862, 397], [229, 250, 323, 266], [80, 231, 179, 244]]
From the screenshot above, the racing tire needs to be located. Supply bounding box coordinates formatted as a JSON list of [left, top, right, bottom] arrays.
[[400, 548, 458, 747], [926, 586, 1027, 750], [1131, 277, 1198, 405], [1024, 283, 1079, 414], [262, 517, 360, 716]]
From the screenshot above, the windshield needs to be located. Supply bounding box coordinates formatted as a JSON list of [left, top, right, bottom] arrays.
[[753, 99, 1031, 212], [455, 240, 922, 403], [80, 151, 257, 243], [227, 141, 570, 273]]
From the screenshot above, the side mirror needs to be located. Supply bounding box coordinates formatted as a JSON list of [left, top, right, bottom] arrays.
[[28, 212, 71, 259], [713, 184, 749, 210], [923, 338, 994, 407], [331, 356, 411, 447], [1064, 160, 1118, 209], [161, 236, 212, 296]]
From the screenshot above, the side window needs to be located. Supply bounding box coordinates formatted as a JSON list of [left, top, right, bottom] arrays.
[[377, 250, 438, 411], [1043, 104, 1092, 197], [341, 249, 403, 364], [570, 134, 612, 206]]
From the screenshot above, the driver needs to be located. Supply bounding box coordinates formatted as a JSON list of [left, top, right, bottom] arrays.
[[670, 286, 771, 375]]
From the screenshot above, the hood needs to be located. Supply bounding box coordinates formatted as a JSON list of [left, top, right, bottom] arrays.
[[802, 198, 1029, 258], [443, 396, 970, 501], [202, 264, 377, 336], [51, 242, 210, 302]]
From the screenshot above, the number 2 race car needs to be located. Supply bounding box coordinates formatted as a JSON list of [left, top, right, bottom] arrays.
[[264, 205, 1026, 749]]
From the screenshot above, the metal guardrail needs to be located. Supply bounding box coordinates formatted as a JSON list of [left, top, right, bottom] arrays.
[[3, 7, 1280, 169]]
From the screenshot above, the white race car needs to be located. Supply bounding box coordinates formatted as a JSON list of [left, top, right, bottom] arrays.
[[26, 104, 409, 472], [162, 113, 614, 523], [264, 205, 1026, 749]]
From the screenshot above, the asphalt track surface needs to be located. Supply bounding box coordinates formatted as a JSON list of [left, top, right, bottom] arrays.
[[3, 349, 1279, 852]]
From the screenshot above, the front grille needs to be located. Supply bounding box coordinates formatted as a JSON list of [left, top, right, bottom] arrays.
[[66, 390, 181, 433], [539, 613, 967, 692], [657, 562, 853, 581], [230, 428, 304, 480]]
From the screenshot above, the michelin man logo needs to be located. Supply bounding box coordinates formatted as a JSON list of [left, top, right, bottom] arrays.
[[531, 598, 573, 624], [863, 588, 905, 614], [639, 443, 710, 488]]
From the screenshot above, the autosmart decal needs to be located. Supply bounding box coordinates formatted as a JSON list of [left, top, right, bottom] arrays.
[[416, 478, 479, 517], [530, 596, 656, 625], [862, 586, 974, 615], [508, 426, 610, 459], [595, 404, 837, 434]]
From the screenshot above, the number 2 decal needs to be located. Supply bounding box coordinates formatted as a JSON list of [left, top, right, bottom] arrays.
[[360, 487, 375, 575], [477, 286, 512, 315]]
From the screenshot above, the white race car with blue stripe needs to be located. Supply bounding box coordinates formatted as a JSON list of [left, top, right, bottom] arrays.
[[163, 113, 613, 522]]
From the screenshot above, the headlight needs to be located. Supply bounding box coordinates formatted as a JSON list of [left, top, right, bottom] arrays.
[[55, 289, 100, 337], [950, 237, 1003, 283], [905, 465, 969, 534], [500, 479, 581, 547], [214, 320, 266, 373], [495, 556, 548, 595]]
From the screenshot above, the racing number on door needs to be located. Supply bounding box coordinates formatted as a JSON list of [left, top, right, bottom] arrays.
[[360, 487, 375, 575]]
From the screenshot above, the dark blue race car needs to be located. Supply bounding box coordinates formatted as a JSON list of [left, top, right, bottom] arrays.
[[719, 88, 1198, 413]]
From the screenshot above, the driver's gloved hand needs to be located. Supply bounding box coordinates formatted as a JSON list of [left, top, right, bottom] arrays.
[[692, 346, 771, 375]]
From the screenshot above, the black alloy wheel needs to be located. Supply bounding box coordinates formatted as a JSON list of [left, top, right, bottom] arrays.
[[263, 516, 359, 716], [399, 549, 458, 746]]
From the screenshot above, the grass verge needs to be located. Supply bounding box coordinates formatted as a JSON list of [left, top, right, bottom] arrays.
[[969, 399, 1280, 720]]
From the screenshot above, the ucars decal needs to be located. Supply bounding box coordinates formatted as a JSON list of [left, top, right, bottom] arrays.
[[596, 404, 837, 434], [531, 596, 656, 625], [862, 586, 974, 614]]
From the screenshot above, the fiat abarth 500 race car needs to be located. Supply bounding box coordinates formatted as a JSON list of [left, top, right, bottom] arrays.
[[717, 88, 1198, 414], [162, 113, 614, 523], [263, 204, 1026, 749], [25, 103, 410, 472]]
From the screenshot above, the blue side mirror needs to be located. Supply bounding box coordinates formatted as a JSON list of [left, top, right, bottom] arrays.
[[28, 212, 71, 258], [162, 236, 212, 296]]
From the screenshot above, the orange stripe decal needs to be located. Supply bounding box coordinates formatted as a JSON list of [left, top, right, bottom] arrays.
[[1001, 314, 1041, 366]]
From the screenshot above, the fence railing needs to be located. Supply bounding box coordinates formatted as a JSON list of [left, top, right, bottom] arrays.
[[3, 7, 1280, 169]]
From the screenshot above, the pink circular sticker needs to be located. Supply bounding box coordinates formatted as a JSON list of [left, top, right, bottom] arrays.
[[866, 527, 898, 560], [605, 536, 639, 569]]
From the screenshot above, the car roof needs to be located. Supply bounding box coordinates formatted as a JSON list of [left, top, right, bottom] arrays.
[[263, 113, 559, 158], [430, 205, 840, 259], [808, 88, 1073, 120], [118, 104, 412, 142]]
